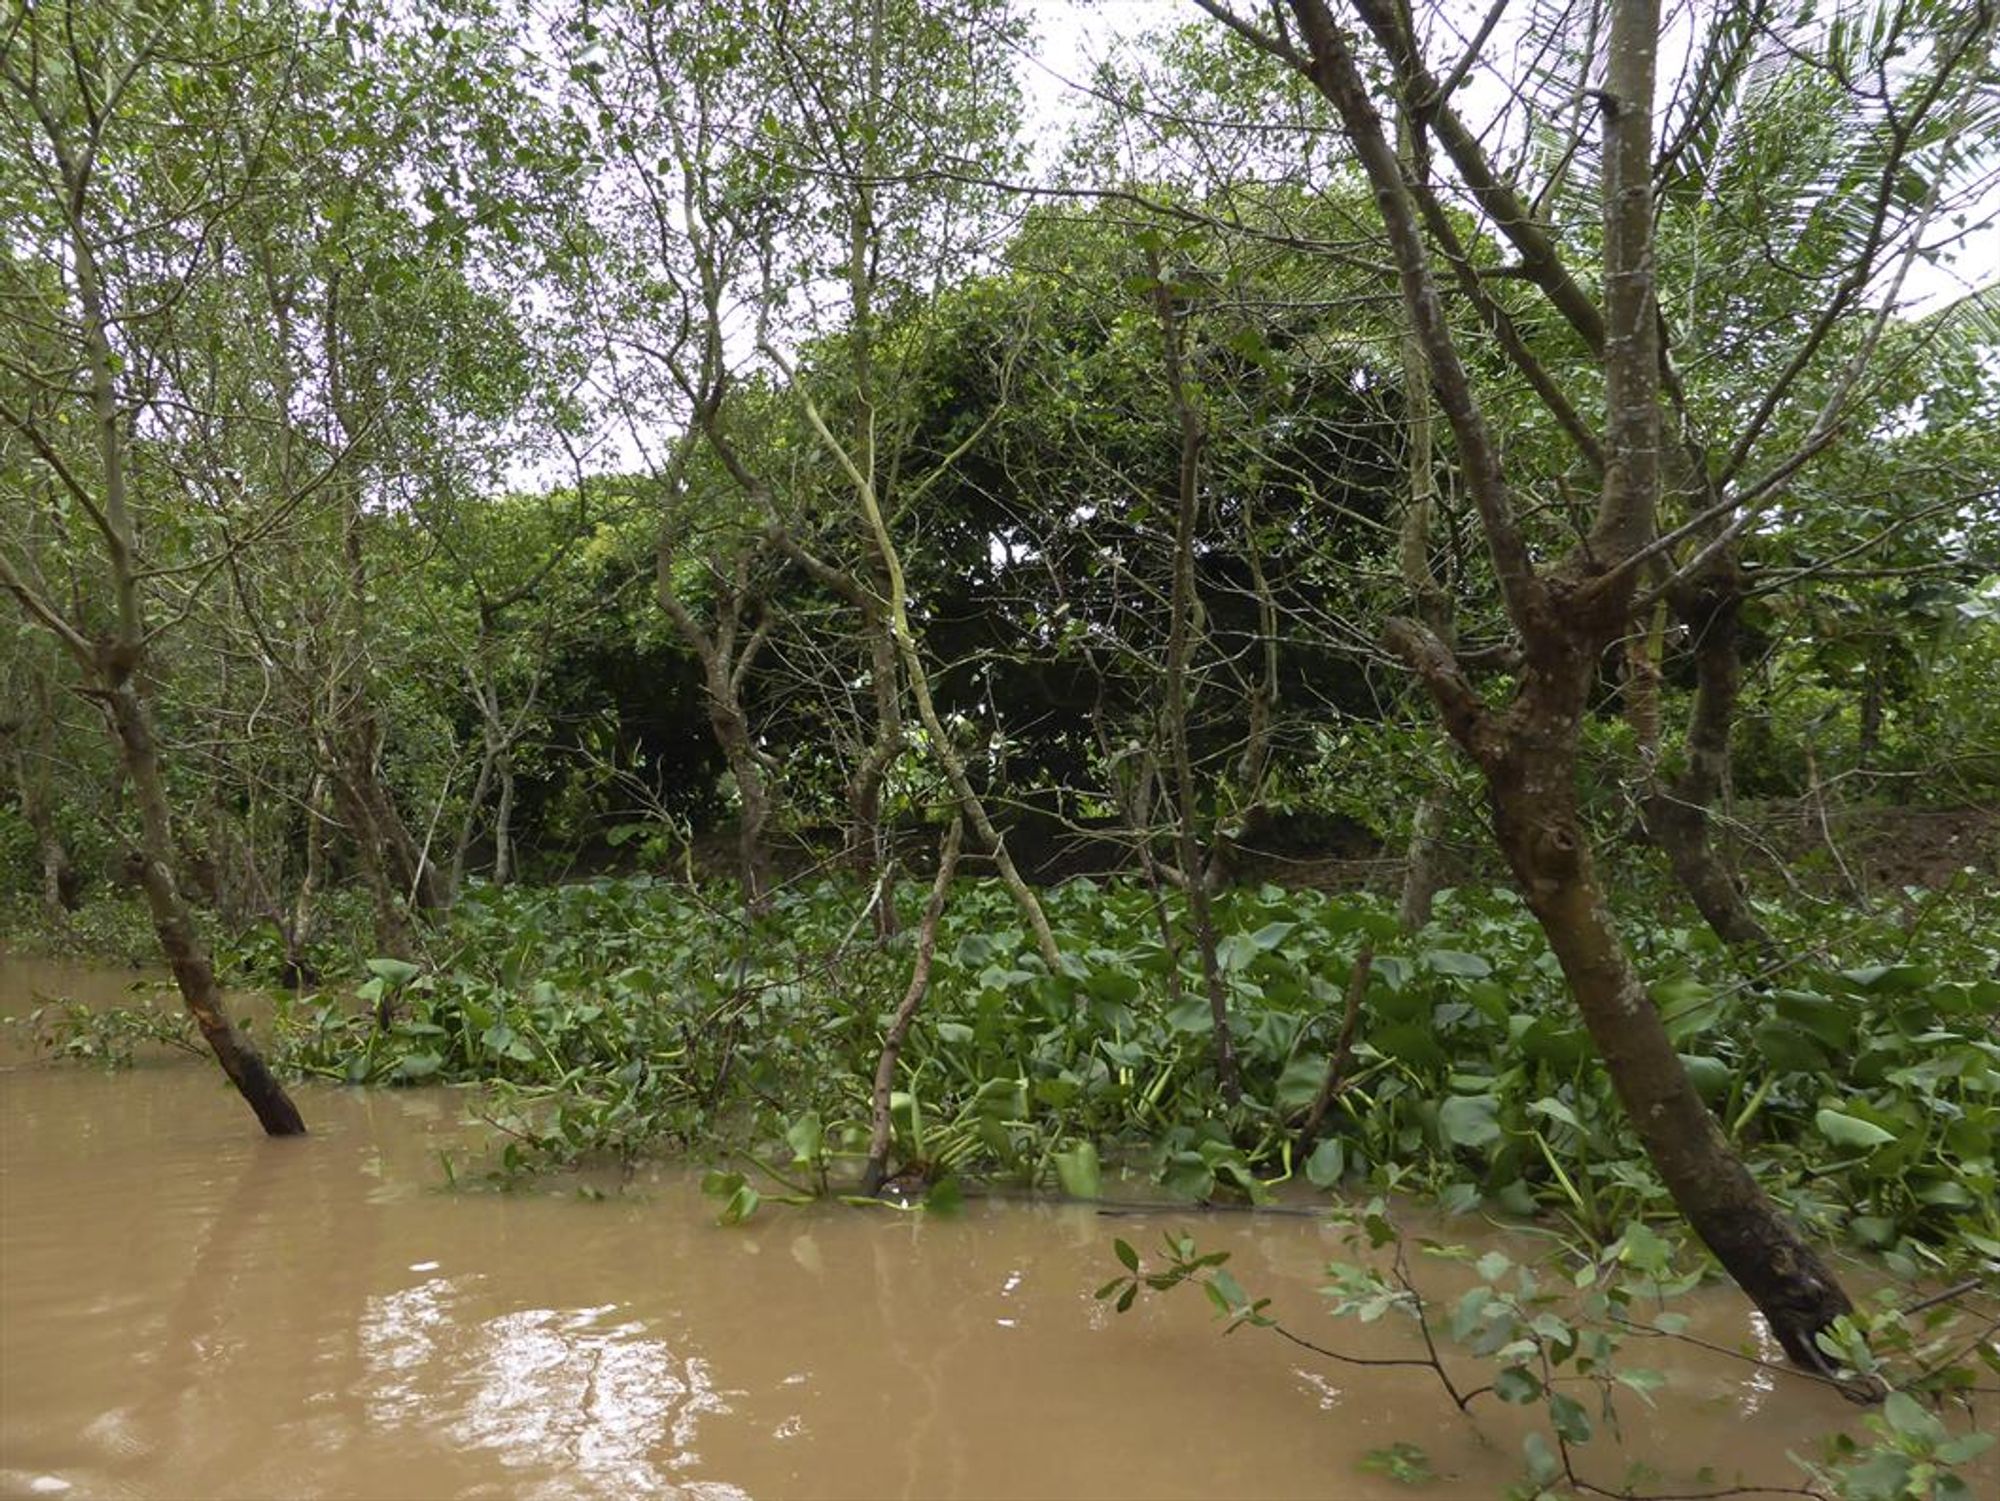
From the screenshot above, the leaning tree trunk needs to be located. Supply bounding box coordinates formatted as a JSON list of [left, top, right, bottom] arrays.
[[108, 681, 306, 1137], [1434, 626, 1854, 1370], [1218, 0, 1866, 1373]]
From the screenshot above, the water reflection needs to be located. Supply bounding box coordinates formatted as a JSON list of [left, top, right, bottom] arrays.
[[360, 1287, 742, 1499]]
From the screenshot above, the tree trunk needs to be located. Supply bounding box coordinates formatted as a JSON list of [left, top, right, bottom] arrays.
[[1856, 659, 1883, 772], [108, 683, 306, 1137], [1397, 787, 1448, 930], [492, 750, 516, 887], [846, 622, 904, 880], [328, 753, 417, 961], [1151, 259, 1241, 1104], [1486, 650, 1851, 1370], [1643, 560, 1775, 953], [448, 739, 496, 902], [861, 817, 962, 1196], [284, 772, 330, 988], [708, 691, 772, 913], [1244, 0, 1865, 1375], [9, 671, 79, 919], [11, 741, 75, 920]]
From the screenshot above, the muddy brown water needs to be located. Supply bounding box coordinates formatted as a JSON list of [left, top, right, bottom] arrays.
[[2, 956, 1990, 1500]]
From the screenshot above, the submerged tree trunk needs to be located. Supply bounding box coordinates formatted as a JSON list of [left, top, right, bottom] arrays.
[[108, 682, 306, 1137]]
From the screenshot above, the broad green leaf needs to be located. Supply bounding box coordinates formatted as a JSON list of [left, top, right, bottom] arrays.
[[1055, 1141, 1103, 1200], [1882, 1390, 1945, 1443], [1438, 1093, 1501, 1149], [366, 957, 421, 986], [1304, 1137, 1346, 1188], [1422, 949, 1491, 979], [1522, 1432, 1560, 1486], [1548, 1392, 1592, 1443], [784, 1111, 823, 1166], [1814, 1108, 1897, 1150], [1494, 1365, 1541, 1403]]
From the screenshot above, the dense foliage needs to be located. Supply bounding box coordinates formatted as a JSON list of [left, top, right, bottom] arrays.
[[5, 0, 1998, 1494]]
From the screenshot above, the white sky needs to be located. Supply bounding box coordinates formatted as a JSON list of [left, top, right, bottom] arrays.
[[1014, 0, 1996, 312]]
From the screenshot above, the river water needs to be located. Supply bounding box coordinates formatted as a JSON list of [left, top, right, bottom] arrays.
[[1, 956, 1984, 1499]]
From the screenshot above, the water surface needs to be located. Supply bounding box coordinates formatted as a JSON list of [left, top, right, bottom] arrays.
[[1, 957, 1979, 1499]]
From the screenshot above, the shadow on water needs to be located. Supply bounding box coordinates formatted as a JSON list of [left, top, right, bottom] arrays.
[[2, 956, 1987, 1500]]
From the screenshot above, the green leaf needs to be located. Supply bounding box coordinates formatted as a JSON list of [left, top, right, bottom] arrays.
[[1275, 1055, 1326, 1113], [1936, 1432, 1995, 1465], [1055, 1141, 1103, 1200], [1752, 1020, 1830, 1074], [1527, 1096, 1581, 1130], [1422, 949, 1491, 979], [1114, 1236, 1140, 1273], [1248, 921, 1297, 951], [1495, 1365, 1542, 1403], [1438, 1093, 1501, 1149], [1522, 1431, 1561, 1486], [1615, 1221, 1673, 1274], [717, 1183, 761, 1225], [1677, 1053, 1732, 1100], [890, 1090, 923, 1151], [1215, 933, 1260, 972], [1882, 1390, 1945, 1444], [1208, 1267, 1249, 1314], [1814, 1108, 1897, 1150], [1615, 1368, 1665, 1405], [784, 1111, 823, 1166], [1304, 1136, 1346, 1188], [1548, 1392, 1593, 1443], [1840, 1450, 1913, 1501], [366, 957, 422, 987], [1357, 1441, 1435, 1485], [700, 1169, 744, 1200]]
